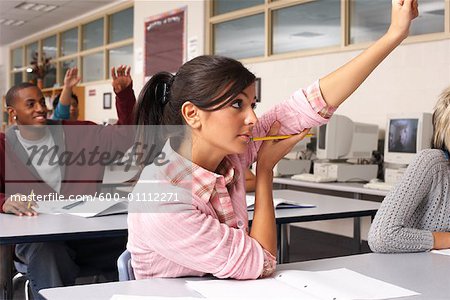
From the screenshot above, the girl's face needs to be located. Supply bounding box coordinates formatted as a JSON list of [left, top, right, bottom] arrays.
[[196, 83, 258, 157]]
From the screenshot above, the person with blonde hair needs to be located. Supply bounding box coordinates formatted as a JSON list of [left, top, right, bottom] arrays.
[[369, 87, 450, 253]]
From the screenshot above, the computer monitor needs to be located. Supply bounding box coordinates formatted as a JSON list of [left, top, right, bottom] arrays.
[[316, 114, 379, 160], [384, 113, 433, 165]]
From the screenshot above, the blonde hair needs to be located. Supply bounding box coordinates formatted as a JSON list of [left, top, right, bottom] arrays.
[[432, 86, 450, 151]]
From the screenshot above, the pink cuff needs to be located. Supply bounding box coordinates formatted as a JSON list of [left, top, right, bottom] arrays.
[[259, 249, 277, 278], [305, 80, 337, 119]]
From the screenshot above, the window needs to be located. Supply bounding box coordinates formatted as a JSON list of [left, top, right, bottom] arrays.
[[213, 0, 264, 15], [60, 59, 78, 83], [272, 0, 340, 54], [83, 52, 104, 82], [61, 28, 78, 57], [208, 0, 449, 61], [26, 42, 38, 65], [43, 35, 57, 59], [83, 18, 104, 50], [109, 45, 134, 75], [109, 7, 134, 43], [9, 5, 133, 89], [12, 47, 23, 70], [214, 14, 264, 59]]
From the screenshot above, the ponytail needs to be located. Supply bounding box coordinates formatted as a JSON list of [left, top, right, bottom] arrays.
[[134, 72, 175, 167]]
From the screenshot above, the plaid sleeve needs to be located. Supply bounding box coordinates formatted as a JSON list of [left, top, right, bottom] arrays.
[[259, 249, 277, 278], [305, 80, 337, 119]]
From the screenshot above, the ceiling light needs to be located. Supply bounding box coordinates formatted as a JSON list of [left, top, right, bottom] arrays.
[[0, 19, 26, 27], [15, 2, 36, 10], [13, 20, 26, 26], [3, 20, 15, 26], [15, 2, 59, 12], [43, 5, 57, 12]]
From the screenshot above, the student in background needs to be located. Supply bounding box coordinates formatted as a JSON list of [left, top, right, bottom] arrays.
[[52, 67, 80, 120], [126, 0, 418, 280], [368, 86, 450, 253], [0, 68, 135, 299]]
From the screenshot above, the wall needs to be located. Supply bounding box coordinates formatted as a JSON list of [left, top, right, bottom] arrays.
[[248, 39, 450, 133], [0, 45, 8, 124]]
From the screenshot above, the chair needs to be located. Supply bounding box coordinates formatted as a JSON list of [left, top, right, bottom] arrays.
[[13, 261, 31, 300], [117, 249, 135, 281]]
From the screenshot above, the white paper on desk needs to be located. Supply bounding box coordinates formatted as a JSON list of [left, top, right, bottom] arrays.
[[110, 296, 200, 300], [186, 277, 319, 299], [431, 249, 450, 256], [276, 268, 419, 300], [35, 198, 128, 218], [186, 268, 419, 300]]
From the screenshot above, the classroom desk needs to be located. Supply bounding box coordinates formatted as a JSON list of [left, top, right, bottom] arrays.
[[1, 190, 379, 299], [274, 177, 389, 200], [0, 214, 127, 300], [266, 190, 380, 263], [40, 252, 450, 300]]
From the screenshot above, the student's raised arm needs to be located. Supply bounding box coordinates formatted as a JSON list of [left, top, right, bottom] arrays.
[[111, 65, 135, 125], [319, 0, 418, 108], [59, 67, 81, 108]]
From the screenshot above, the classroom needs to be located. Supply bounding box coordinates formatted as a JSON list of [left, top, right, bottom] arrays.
[[1, 0, 449, 299]]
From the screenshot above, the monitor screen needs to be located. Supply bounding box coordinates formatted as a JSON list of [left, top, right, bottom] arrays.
[[318, 124, 327, 150], [388, 119, 418, 153]]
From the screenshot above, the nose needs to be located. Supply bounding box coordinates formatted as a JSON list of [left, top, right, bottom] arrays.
[[245, 107, 258, 126], [36, 102, 46, 112]]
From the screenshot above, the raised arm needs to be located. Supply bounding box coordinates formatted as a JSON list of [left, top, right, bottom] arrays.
[[319, 0, 418, 107], [111, 65, 136, 125], [60, 67, 81, 108]]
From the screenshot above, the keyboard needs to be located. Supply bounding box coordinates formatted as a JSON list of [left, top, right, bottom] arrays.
[[291, 173, 337, 183], [363, 182, 395, 191]]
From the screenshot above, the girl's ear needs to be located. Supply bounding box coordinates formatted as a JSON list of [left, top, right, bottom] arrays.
[[181, 101, 201, 129]]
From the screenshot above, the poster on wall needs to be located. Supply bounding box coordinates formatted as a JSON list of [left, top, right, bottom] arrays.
[[144, 7, 186, 80]]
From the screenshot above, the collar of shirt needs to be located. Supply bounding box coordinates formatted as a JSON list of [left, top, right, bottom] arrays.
[[161, 140, 240, 204]]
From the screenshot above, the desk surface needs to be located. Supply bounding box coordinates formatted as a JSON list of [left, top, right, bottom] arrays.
[[40, 252, 450, 300], [250, 189, 380, 224], [274, 177, 389, 197], [0, 190, 378, 244], [0, 213, 127, 245]]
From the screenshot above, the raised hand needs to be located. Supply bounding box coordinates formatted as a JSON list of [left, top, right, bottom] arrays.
[[388, 0, 419, 42], [111, 65, 132, 94], [63, 67, 81, 89]]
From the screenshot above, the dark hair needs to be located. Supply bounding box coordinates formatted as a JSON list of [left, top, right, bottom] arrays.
[[52, 93, 79, 110], [5, 82, 38, 106], [134, 55, 256, 166]]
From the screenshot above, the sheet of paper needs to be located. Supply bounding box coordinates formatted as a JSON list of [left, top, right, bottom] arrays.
[[431, 249, 450, 256], [186, 268, 418, 300], [35, 198, 128, 218], [186, 278, 321, 300], [246, 195, 315, 209], [110, 296, 200, 300], [276, 268, 419, 300]]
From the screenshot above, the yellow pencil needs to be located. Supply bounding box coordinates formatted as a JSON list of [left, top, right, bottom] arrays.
[[251, 133, 314, 142], [27, 189, 34, 209]]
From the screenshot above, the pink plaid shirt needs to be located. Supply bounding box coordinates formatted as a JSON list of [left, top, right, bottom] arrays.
[[127, 80, 336, 280]]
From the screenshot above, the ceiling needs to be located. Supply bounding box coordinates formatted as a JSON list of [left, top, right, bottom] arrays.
[[0, 0, 120, 46]]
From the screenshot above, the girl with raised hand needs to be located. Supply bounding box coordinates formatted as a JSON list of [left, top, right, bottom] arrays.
[[127, 0, 418, 279]]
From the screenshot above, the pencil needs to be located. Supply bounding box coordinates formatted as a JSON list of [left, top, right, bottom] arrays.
[[251, 133, 314, 142], [27, 189, 34, 209]]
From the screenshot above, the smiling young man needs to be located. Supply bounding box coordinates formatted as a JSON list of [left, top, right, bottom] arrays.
[[0, 78, 135, 299]]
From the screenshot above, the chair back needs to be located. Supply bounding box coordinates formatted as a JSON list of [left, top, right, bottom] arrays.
[[117, 249, 135, 281]]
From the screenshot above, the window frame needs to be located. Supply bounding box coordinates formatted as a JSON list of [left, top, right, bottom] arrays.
[[8, 2, 134, 89], [207, 0, 450, 64]]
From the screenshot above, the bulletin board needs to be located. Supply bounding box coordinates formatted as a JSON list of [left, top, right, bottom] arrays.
[[144, 8, 186, 78]]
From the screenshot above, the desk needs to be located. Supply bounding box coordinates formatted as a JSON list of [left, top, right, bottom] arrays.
[[268, 190, 379, 263], [274, 177, 388, 200], [0, 214, 127, 300], [40, 252, 450, 300], [1, 190, 378, 299]]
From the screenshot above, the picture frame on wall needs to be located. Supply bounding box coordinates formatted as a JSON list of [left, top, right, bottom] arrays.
[[255, 78, 261, 103], [103, 92, 112, 109]]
